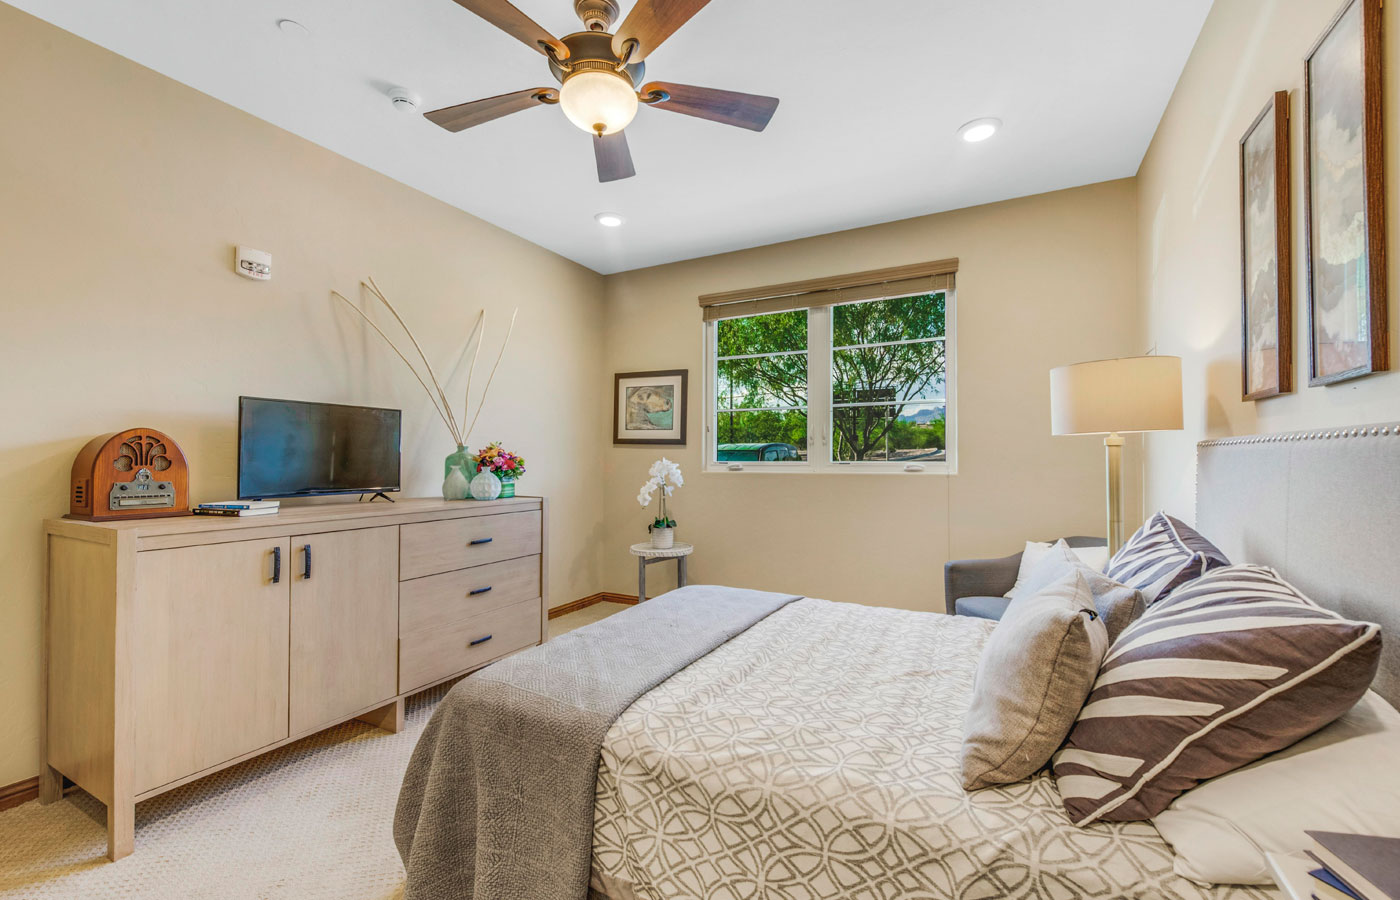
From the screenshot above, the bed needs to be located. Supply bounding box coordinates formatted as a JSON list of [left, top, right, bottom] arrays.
[[396, 424, 1400, 900]]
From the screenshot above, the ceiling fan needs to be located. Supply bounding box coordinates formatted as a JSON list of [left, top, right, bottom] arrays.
[[424, 0, 781, 182]]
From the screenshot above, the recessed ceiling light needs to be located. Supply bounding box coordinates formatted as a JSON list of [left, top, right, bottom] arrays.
[[958, 117, 1001, 143], [595, 212, 625, 228], [277, 18, 310, 37]]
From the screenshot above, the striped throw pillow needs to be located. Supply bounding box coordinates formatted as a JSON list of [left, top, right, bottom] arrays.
[[1105, 511, 1229, 603], [1052, 565, 1381, 826]]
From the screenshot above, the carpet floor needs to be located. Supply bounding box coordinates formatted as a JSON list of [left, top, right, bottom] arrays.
[[0, 603, 622, 899]]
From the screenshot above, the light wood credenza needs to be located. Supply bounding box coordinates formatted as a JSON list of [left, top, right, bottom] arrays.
[[41, 496, 548, 860]]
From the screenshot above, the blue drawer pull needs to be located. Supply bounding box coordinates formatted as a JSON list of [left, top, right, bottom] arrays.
[[469, 635, 493, 647], [469, 586, 493, 596], [469, 537, 493, 545]]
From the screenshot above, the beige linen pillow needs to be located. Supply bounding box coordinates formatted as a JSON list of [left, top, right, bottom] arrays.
[[961, 570, 1110, 791]]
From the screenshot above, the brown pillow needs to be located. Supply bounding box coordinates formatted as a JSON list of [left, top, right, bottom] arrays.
[[1053, 565, 1381, 825], [961, 570, 1110, 790], [1012, 540, 1146, 642]]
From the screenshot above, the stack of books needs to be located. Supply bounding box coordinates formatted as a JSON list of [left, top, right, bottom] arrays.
[[1303, 832, 1400, 900], [193, 500, 280, 518]]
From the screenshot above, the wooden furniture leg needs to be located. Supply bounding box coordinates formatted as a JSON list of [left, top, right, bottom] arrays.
[[355, 697, 405, 734], [677, 556, 688, 588], [637, 555, 647, 603], [107, 799, 134, 860], [39, 765, 63, 804]]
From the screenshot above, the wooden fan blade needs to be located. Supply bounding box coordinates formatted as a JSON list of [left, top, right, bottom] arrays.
[[612, 0, 712, 62], [424, 88, 560, 133], [450, 0, 569, 58], [594, 131, 636, 182], [641, 82, 779, 132]]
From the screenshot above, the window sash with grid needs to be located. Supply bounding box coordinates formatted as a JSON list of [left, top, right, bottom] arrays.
[[706, 289, 954, 472]]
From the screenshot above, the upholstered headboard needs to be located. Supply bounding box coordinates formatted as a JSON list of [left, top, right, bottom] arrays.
[[1197, 424, 1400, 707]]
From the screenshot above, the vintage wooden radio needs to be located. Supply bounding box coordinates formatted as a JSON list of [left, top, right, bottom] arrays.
[[68, 428, 190, 521]]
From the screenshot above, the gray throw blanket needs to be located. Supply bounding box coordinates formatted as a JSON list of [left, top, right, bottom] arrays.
[[394, 584, 801, 900]]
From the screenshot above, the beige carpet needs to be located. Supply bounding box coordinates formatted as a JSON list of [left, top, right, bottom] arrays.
[[0, 604, 622, 899]]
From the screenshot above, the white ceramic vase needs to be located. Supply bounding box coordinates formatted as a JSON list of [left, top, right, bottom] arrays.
[[650, 526, 675, 550], [469, 470, 502, 501], [442, 465, 470, 501]]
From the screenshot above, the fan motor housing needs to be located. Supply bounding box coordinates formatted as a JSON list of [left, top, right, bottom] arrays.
[[574, 0, 619, 31], [549, 31, 645, 88]]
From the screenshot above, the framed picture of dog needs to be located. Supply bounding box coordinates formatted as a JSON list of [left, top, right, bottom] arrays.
[[614, 370, 688, 446]]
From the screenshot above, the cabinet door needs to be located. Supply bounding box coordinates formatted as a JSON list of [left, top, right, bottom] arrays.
[[288, 527, 399, 734], [132, 538, 291, 794]]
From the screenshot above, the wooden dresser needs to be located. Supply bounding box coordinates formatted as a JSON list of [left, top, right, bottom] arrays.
[[41, 497, 547, 860]]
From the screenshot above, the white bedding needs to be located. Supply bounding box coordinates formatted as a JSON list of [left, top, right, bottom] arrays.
[[590, 598, 1278, 900]]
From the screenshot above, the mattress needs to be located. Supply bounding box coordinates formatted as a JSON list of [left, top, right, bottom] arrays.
[[590, 598, 1278, 900]]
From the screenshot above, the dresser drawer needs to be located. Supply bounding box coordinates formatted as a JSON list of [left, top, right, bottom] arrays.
[[400, 510, 541, 580], [400, 555, 541, 637], [399, 598, 541, 692]]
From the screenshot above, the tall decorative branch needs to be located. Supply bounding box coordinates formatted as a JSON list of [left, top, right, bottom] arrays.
[[462, 308, 518, 445], [363, 277, 463, 445], [330, 289, 460, 442], [330, 279, 519, 451]]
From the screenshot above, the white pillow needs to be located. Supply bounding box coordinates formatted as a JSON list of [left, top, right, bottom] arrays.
[[1004, 541, 1109, 598], [1151, 691, 1400, 885]]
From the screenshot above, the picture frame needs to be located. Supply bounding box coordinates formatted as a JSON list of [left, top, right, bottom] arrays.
[[614, 370, 688, 446], [1240, 91, 1294, 400], [1303, 0, 1388, 386]]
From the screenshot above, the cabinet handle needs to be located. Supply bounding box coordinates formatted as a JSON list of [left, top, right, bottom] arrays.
[[469, 635, 493, 647], [469, 586, 494, 596], [469, 537, 493, 546], [303, 544, 312, 580], [272, 546, 281, 584]]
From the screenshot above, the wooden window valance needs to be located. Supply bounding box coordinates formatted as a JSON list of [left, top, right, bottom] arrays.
[[698, 258, 958, 322]]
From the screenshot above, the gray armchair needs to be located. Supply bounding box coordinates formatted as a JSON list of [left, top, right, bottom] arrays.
[[943, 536, 1107, 620]]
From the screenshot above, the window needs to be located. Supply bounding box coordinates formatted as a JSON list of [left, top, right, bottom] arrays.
[[704, 279, 955, 474]]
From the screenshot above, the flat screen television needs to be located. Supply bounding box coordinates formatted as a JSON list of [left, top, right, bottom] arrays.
[[237, 397, 401, 500]]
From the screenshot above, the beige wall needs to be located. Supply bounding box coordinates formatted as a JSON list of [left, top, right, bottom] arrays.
[[600, 179, 1142, 610], [0, 5, 607, 789], [1138, 0, 1400, 517]]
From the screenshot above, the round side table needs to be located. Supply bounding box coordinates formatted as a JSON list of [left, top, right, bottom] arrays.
[[629, 542, 694, 603]]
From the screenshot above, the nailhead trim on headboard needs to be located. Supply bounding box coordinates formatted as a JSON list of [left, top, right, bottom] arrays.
[[1198, 424, 1400, 447]]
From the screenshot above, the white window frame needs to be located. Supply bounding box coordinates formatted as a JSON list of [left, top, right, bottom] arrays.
[[703, 288, 957, 475]]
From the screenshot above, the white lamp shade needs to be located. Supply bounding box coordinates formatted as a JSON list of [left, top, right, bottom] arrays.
[[1050, 356, 1183, 435]]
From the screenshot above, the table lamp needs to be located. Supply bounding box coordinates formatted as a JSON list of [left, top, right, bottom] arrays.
[[1049, 356, 1183, 557]]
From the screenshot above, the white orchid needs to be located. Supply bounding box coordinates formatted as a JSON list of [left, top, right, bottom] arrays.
[[637, 459, 682, 528]]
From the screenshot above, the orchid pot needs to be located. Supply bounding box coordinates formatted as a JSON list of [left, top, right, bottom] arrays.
[[638, 458, 683, 549]]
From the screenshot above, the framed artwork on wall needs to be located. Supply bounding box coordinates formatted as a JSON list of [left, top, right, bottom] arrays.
[[1240, 91, 1294, 400], [1304, 0, 1388, 386], [614, 370, 688, 446]]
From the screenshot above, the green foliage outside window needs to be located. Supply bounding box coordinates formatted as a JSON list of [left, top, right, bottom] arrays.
[[715, 294, 947, 463]]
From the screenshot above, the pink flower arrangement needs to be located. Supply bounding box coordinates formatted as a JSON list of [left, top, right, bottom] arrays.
[[472, 442, 525, 479]]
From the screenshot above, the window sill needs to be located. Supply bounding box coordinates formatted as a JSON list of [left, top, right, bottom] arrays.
[[703, 463, 955, 476]]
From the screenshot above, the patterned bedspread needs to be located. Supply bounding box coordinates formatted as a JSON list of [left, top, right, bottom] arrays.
[[591, 598, 1279, 900]]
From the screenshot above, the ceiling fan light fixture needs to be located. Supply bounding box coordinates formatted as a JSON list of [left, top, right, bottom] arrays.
[[560, 69, 639, 136], [958, 117, 1001, 143]]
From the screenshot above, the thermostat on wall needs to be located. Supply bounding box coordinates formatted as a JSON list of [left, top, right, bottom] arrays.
[[235, 246, 272, 281]]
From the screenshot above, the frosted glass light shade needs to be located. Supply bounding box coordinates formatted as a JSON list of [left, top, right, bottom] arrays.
[[1050, 356, 1183, 435], [559, 70, 638, 136]]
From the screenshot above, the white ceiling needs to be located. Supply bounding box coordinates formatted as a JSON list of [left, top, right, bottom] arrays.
[[11, 0, 1212, 274]]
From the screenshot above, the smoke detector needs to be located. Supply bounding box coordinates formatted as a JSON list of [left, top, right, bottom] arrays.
[[388, 88, 420, 113]]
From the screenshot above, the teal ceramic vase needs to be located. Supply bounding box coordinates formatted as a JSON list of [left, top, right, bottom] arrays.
[[499, 475, 516, 499], [444, 444, 474, 482]]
